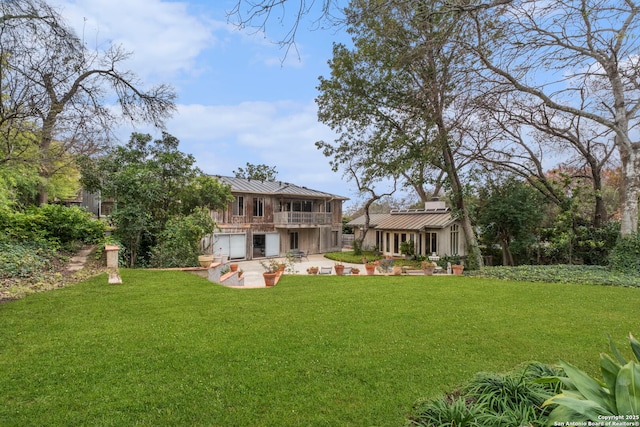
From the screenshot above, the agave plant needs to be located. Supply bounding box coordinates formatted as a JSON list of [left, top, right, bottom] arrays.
[[541, 333, 640, 423]]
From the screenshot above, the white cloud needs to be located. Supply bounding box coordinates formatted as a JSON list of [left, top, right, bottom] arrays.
[[54, 0, 217, 80], [50, 0, 352, 200]]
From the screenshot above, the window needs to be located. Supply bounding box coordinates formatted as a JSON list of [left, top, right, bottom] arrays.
[[325, 202, 332, 212], [232, 196, 244, 216], [289, 232, 299, 250], [450, 224, 459, 255], [283, 200, 313, 212], [253, 197, 264, 217], [426, 232, 438, 254]]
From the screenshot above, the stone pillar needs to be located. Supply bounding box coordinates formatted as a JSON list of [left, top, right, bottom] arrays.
[[104, 245, 122, 284]]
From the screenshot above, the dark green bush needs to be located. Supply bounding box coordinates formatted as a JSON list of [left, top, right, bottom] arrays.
[[34, 204, 106, 246], [608, 232, 640, 274], [1, 205, 105, 249], [572, 222, 620, 265], [149, 208, 216, 268]]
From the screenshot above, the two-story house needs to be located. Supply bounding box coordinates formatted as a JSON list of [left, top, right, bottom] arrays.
[[205, 176, 348, 261]]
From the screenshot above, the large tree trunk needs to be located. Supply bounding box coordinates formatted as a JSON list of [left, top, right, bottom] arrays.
[[619, 146, 640, 236], [500, 238, 513, 266], [442, 142, 484, 269]]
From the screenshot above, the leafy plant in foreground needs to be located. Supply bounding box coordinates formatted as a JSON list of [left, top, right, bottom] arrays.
[[540, 333, 640, 423], [407, 363, 561, 427]]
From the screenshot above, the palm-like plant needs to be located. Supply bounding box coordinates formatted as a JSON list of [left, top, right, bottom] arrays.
[[541, 333, 640, 423]]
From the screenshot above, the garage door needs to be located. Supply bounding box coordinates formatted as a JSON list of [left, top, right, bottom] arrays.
[[213, 233, 247, 260]]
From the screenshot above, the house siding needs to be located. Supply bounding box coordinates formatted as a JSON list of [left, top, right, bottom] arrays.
[[207, 177, 346, 260]]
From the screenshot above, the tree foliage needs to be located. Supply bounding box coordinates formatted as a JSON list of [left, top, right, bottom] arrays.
[[1, 0, 176, 205], [233, 162, 278, 181], [80, 132, 233, 267], [316, 0, 484, 267], [468, 0, 640, 235], [477, 177, 545, 266]]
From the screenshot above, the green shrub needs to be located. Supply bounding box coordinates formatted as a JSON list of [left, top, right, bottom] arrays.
[[1, 205, 105, 249], [609, 233, 640, 274], [408, 395, 483, 427], [149, 208, 216, 268], [407, 363, 562, 427], [35, 204, 106, 246]]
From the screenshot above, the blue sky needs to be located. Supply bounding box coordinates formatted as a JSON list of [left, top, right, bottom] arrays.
[[52, 0, 360, 207]]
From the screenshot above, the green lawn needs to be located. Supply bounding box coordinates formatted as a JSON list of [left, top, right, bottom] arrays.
[[0, 271, 637, 426]]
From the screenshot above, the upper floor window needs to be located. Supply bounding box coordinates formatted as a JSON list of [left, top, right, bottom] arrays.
[[253, 197, 264, 217], [325, 202, 332, 213], [232, 196, 244, 216], [284, 200, 313, 212]]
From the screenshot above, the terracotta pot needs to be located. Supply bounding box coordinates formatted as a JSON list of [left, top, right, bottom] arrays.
[[352, 268, 360, 275], [307, 267, 319, 275], [423, 267, 435, 276], [365, 264, 376, 275], [229, 263, 238, 272], [263, 272, 277, 287], [452, 265, 464, 275], [334, 265, 345, 275], [392, 266, 402, 276]]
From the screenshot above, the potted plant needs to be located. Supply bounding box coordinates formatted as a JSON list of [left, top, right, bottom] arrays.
[[260, 259, 281, 286], [306, 266, 319, 275], [377, 258, 394, 274], [351, 267, 360, 275], [365, 260, 376, 275], [238, 269, 243, 278], [229, 263, 239, 272], [399, 240, 415, 259], [334, 261, 345, 276], [421, 260, 436, 276]]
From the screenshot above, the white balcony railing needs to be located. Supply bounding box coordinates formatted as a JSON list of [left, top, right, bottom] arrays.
[[273, 211, 332, 225]]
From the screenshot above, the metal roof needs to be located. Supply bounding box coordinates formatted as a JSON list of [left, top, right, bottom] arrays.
[[347, 213, 392, 227], [349, 210, 455, 230], [214, 175, 348, 200]]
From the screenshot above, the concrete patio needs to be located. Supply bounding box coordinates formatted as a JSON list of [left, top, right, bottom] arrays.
[[227, 254, 366, 288]]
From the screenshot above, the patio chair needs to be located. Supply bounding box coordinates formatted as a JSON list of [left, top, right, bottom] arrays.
[[298, 250, 309, 261], [319, 266, 332, 275]]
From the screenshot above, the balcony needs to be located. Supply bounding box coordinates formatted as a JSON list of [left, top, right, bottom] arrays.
[[273, 211, 332, 225]]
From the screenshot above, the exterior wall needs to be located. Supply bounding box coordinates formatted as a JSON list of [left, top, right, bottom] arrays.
[[209, 193, 343, 260], [376, 224, 467, 258], [352, 228, 380, 251]]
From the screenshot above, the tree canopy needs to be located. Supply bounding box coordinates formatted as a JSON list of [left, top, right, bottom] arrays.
[[80, 132, 233, 267], [1, 0, 176, 205]]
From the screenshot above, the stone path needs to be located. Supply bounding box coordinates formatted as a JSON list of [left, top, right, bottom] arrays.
[[65, 246, 94, 272]]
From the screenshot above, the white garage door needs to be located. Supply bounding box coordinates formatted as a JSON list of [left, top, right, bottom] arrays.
[[213, 233, 247, 260]]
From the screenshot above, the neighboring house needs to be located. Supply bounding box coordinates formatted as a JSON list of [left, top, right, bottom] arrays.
[[205, 176, 348, 260], [347, 199, 467, 258], [64, 190, 114, 217]]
